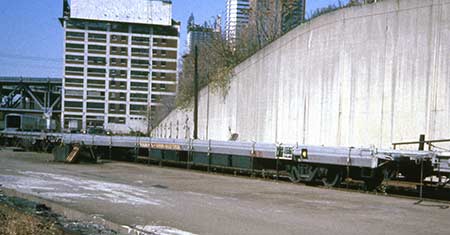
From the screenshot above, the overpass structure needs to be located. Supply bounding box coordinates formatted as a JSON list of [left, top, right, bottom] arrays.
[[153, 0, 450, 149], [0, 77, 62, 128]]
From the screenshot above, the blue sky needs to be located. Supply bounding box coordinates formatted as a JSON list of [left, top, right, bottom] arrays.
[[0, 0, 346, 77]]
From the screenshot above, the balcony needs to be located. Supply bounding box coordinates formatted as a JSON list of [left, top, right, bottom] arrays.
[[110, 58, 128, 67], [132, 36, 149, 46], [131, 59, 149, 69], [65, 78, 84, 88], [66, 31, 84, 41], [110, 47, 128, 56], [86, 91, 105, 100], [130, 71, 149, 81], [109, 92, 127, 102], [152, 50, 177, 59], [153, 38, 177, 48], [130, 94, 148, 102], [87, 80, 105, 89], [65, 67, 84, 76], [131, 82, 148, 91], [88, 33, 107, 43], [111, 35, 128, 45], [65, 55, 84, 65], [132, 48, 149, 57], [87, 68, 106, 77], [109, 69, 127, 79], [152, 72, 176, 82], [109, 81, 127, 90], [88, 57, 106, 66], [152, 61, 176, 70], [66, 43, 84, 53], [88, 45, 106, 55]]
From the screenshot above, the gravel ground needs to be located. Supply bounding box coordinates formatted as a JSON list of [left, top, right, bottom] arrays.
[[0, 191, 118, 235], [0, 201, 66, 235], [0, 150, 449, 235]]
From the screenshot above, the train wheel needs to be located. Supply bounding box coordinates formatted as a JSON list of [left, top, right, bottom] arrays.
[[364, 178, 383, 191], [363, 169, 385, 192], [288, 166, 301, 183], [322, 168, 343, 187]]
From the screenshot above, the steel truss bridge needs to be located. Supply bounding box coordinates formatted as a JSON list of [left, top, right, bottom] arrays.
[[0, 77, 62, 127]]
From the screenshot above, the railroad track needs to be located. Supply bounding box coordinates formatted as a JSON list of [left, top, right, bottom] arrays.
[[134, 157, 450, 204], [2, 130, 450, 204]]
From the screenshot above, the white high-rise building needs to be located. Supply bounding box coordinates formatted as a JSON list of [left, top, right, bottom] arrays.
[[225, 0, 250, 42], [60, 0, 179, 134]]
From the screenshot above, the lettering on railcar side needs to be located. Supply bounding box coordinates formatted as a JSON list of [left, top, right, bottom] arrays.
[[139, 142, 181, 150]]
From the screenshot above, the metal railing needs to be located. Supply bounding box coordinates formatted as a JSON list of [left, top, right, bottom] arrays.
[[392, 135, 450, 151]]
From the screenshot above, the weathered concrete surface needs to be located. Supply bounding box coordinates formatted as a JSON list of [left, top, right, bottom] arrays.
[[1, 151, 450, 235], [154, 0, 450, 148]]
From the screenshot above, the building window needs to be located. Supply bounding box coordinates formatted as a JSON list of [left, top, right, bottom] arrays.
[[132, 25, 150, 34], [87, 79, 105, 88], [88, 45, 106, 54], [132, 36, 149, 45], [88, 22, 108, 31], [65, 78, 84, 87], [109, 69, 127, 79], [109, 81, 127, 90], [131, 59, 149, 68], [66, 43, 84, 52], [111, 23, 129, 33], [65, 101, 83, 108], [88, 33, 106, 42], [88, 56, 106, 65], [65, 55, 84, 64], [66, 21, 85, 30], [65, 67, 84, 76], [130, 105, 147, 115], [110, 46, 127, 56], [109, 92, 126, 101], [131, 82, 148, 91], [87, 102, 104, 108], [131, 71, 148, 79], [65, 90, 83, 99], [132, 48, 149, 57], [66, 31, 84, 40], [108, 117, 126, 124], [87, 68, 106, 77], [87, 91, 105, 100], [111, 35, 128, 44], [130, 93, 148, 102]]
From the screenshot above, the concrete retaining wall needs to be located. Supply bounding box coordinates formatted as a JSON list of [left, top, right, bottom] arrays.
[[153, 0, 450, 148]]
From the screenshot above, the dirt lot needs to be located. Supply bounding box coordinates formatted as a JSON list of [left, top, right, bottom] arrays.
[[0, 149, 449, 235], [0, 202, 65, 235]]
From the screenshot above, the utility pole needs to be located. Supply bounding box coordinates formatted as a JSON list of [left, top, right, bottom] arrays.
[[193, 45, 199, 139], [205, 71, 210, 140]]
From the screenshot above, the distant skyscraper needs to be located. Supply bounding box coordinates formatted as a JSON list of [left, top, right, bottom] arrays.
[[225, 0, 250, 42], [187, 15, 221, 53]]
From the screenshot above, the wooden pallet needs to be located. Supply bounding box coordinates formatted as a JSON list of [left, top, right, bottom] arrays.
[[66, 145, 80, 163]]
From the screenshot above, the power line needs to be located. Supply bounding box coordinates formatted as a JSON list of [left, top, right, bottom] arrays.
[[0, 52, 62, 63], [0, 61, 62, 70]]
